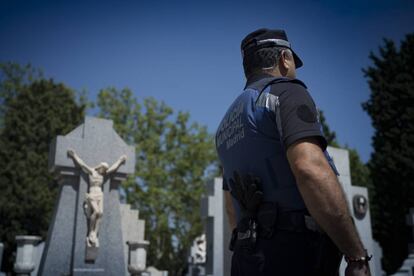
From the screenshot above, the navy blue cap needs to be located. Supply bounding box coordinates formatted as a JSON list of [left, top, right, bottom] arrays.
[[241, 28, 303, 68]]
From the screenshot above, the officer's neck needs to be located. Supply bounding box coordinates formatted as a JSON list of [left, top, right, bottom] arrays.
[[246, 70, 283, 85]]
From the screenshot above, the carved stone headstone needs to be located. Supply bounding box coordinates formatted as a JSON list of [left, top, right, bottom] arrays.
[[38, 117, 135, 276]]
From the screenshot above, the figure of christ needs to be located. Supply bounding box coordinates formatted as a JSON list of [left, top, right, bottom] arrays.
[[67, 149, 127, 248]]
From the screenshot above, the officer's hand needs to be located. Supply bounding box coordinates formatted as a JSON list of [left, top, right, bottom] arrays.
[[345, 262, 371, 276]]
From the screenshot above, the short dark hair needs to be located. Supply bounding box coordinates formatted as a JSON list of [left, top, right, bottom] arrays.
[[242, 47, 283, 78]]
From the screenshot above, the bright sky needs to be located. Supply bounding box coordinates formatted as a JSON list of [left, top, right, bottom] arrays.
[[1, 0, 413, 162]]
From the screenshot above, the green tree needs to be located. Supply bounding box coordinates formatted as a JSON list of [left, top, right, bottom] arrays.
[[362, 34, 414, 273], [0, 65, 85, 272], [0, 63, 43, 130], [96, 87, 217, 275]]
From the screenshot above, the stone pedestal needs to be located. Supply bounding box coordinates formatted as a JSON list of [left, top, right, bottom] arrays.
[[127, 240, 149, 275], [121, 204, 148, 275], [14, 236, 42, 275]]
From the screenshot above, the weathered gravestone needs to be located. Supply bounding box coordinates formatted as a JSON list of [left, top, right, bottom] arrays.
[[38, 117, 135, 276]]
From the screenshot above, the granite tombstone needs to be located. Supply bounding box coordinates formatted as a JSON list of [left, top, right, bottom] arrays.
[[38, 117, 135, 276]]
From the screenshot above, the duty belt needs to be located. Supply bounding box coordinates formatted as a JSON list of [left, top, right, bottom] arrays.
[[251, 202, 323, 237], [230, 202, 324, 251]]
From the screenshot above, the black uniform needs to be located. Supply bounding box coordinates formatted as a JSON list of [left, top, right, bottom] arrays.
[[215, 29, 341, 276], [217, 74, 339, 275]]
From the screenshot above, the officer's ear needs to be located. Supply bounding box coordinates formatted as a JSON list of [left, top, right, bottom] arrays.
[[279, 49, 296, 76], [280, 49, 294, 70]]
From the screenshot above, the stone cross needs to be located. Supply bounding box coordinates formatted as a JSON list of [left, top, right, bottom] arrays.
[[38, 117, 135, 276]]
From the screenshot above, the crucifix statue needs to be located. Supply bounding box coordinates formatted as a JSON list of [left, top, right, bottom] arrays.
[[68, 149, 127, 248]]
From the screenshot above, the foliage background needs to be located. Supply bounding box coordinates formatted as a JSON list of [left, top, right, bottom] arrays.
[[362, 35, 414, 273]]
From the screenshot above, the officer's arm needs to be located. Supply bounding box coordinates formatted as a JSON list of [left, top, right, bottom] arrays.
[[224, 191, 237, 231], [286, 138, 366, 259]]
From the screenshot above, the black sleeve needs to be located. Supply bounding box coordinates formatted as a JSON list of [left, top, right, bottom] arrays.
[[272, 83, 327, 150]]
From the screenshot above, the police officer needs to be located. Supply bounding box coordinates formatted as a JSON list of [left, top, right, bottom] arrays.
[[215, 28, 371, 276]]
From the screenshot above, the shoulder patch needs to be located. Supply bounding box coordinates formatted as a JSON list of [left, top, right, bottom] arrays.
[[297, 104, 317, 123]]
